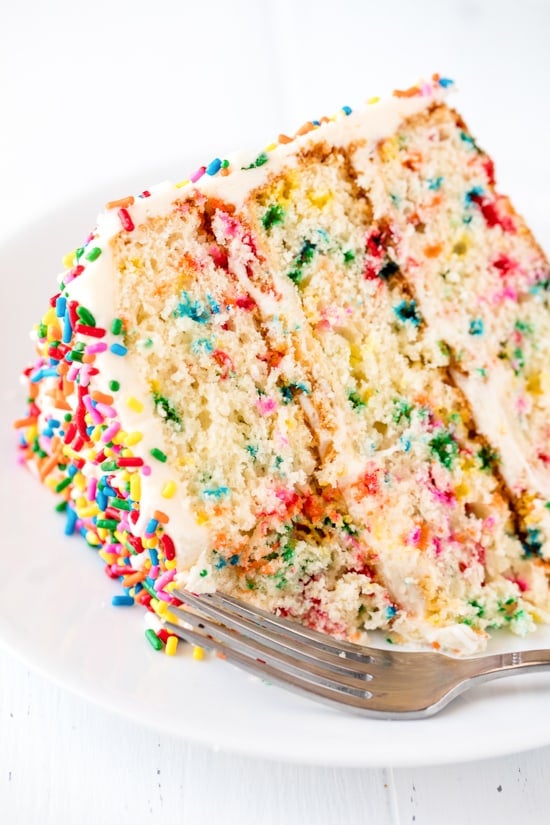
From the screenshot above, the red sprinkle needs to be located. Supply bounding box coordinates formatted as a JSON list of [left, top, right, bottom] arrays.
[[117, 457, 144, 467], [160, 533, 176, 561], [74, 324, 106, 338], [118, 208, 135, 232], [63, 422, 77, 444]]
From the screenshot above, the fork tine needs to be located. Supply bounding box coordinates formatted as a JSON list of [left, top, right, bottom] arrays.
[[167, 605, 374, 691], [163, 617, 390, 716], [172, 588, 380, 665]]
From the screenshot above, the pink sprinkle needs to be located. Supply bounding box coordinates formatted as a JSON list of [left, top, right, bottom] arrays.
[[79, 364, 92, 387], [407, 526, 421, 545], [87, 477, 98, 500], [149, 565, 160, 579], [67, 364, 79, 382], [155, 589, 173, 603], [83, 394, 104, 424], [95, 402, 117, 418], [86, 342, 108, 354], [432, 536, 443, 555], [142, 464, 152, 477], [420, 82, 432, 96], [190, 166, 206, 183], [104, 543, 121, 554], [257, 396, 277, 415], [102, 421, 121, 443], [156, 568, 176, 592]]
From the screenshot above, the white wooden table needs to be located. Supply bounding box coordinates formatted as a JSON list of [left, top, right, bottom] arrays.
[[2, 1, 550, 822]]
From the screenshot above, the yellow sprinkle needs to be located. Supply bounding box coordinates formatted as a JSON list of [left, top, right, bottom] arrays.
[[195, 511, 209, 526], [73, 474, 86, 491], [130, 474, 141, 502], [161, 480, 177, 499], [126, 396, 144, 413], [45, 476, 57, 491], [62, 250, 76, 269], [114, 530, 126, 544], [126, 431, 143, 446], [165, 636, 179, 656], [113, 431, 127, 445], [85, 531, 101, 546], [43, 307, 57, 325], [154, 600, 169, 616], [265, 142, 277, 152], [143, 538, 158, 549], [90, 426, 102, 443], [192, 646, 205, 661], [149, 379, 160, 393], [98, 550, 118, 565], [175, 179, 190, 188], [163, 609, 180, 624], [368, 96, 380, 104], [164, 559, 177, 570]]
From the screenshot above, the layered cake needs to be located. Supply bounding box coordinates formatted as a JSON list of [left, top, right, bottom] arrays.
[[15, 75, 550, 655]]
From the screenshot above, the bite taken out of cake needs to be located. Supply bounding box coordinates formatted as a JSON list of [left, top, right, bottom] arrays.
[[15, 75, 550, 656]]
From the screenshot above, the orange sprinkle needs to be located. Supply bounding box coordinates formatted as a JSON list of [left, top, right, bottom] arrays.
[[91, 390, 114, 405], [393, 85, 421, 98], [295, 121, 315, 136], [82, 353, 96, 364], [424, 243, 443, 258], [105, 195, 135, 210], [153, 510, 170, 525], [13, 417, 37, 429], [39, 454, 61, 481], [121, 570, 147, 587], [278, 133, 293, 144]]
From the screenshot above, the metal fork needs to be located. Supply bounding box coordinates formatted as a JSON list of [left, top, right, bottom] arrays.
[[164, 589, 550, 719]]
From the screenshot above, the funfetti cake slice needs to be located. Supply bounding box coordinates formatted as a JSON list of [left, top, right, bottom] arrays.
[[16, 75, 550, 655]]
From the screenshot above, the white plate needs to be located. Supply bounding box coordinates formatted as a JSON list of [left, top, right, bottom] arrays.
[[1, 172, 550, 769]]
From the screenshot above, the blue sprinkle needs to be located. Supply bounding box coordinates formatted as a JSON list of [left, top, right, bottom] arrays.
[[399, 436, 411, 453], [56, 296, 67, 318], [96, 491, 108, 511], [206, 158, 222, 176], [229, 554, 240, 566], [191, 337, 214, 355], [427, 176, 443, 191], [206, 294, 221, 314], [62, 312, 72, 344], [386, 604, 398, 618], [149, 548, 159, 567], [146, 518, 159, 535], [342, 105, 352, 115], [64, 507, 77, 536], [469, 318, 484, 336], [214, 556, 227, 570], [31, 367, 59, 383], [102, 484, 117, 498], [110, 343, 128, 356], [438, 77, 454, 88], [312, 119, 320, 126], [203, 486, 230, 499], [86, 425, 95, 436], [112, 595, 135, 606], [174, 292, 210, 324], [134, 583, 143, 594], [67, 464, 78, 478], [49, 419, 61, 429], [465, 185, 484, 205], [460, 131, 476, 148], [393, 300, 421, 326]]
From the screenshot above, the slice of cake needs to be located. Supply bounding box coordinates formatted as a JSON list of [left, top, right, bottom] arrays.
[[16, 75, 550, 655]]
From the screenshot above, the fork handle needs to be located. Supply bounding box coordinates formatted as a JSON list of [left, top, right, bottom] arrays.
[[467, 649, 550, 685]]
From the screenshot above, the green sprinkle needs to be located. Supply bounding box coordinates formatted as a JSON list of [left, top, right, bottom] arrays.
[[393, 399, 412, 423], [64, 413, 72, 422], [140, 579, 157, 598], [242, 152, 269, 170], [55, 500, 68, 512], [85, 246, 102, 262], [348, 390, 366, 410], [96, 519, 118, 530], [150, 447, 167, 463], [153, 392, 181, 426], [75, 247, 85, 260], [343, 249, 355, 264], [262, 204, 285, 231], [38, 323, 48, 339], [145, 628, 163, 651], [77, 306, 96, 326], [55, 476, 72, 493], [110, 499, 132, 511], [109, 380, 120, 392], [101, 459, 118, 471], [69, 350, 83, 363], [429, 430, 459, 469], [111, 317, 123, 335], [478, 445, 499, 470], [199, 569, 208, 577], [221, 159, 230, 169]]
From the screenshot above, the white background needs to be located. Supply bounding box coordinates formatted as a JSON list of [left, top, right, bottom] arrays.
[[2, 0, 550, 822]]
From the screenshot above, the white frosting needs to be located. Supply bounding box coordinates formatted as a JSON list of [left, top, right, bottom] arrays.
[[57, 81, 447, 571]]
